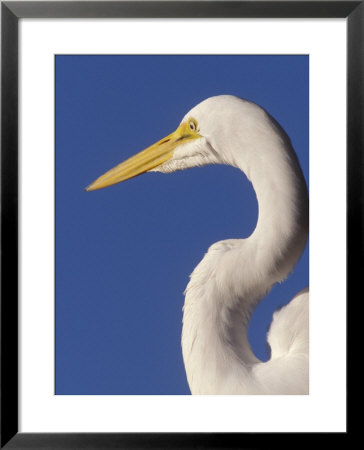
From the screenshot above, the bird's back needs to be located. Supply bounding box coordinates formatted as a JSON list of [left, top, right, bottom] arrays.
[[253, 288, 309, 394]]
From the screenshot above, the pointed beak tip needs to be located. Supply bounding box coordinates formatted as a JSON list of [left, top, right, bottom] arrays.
[[85, 183, 95, 192]]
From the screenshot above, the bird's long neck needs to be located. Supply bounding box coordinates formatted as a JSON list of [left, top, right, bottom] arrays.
[[181, 120, 308, 394]]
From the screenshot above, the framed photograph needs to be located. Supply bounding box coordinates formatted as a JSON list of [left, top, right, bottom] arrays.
[[1, 1, 356, 447]]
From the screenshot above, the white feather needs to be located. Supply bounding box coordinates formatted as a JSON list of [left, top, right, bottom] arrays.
[[155, 96, 309, 394]]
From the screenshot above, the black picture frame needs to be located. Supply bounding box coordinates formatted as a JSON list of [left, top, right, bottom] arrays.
[[1, 1, 356, 448]]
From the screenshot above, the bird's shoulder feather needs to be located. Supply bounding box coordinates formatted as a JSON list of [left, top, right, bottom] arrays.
[[252, 288, 309, 394]]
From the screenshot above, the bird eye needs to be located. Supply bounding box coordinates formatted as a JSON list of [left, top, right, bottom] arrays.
[[189, 119, 197, 132]]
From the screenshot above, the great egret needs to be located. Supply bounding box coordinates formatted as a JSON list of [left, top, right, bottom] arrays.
[[86, 95, 309, 395]]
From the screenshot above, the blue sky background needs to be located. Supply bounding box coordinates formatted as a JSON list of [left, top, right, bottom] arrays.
[[55, 55, 309, 395]]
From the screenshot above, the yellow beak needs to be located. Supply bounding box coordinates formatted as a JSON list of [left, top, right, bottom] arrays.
[[86, 121, 200, 191]]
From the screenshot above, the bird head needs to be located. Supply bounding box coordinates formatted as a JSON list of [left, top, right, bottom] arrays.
[[84, 96, 243, 191]]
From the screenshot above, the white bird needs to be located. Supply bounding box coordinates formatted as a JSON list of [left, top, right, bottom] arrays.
[[86, 95, 309, 395]]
